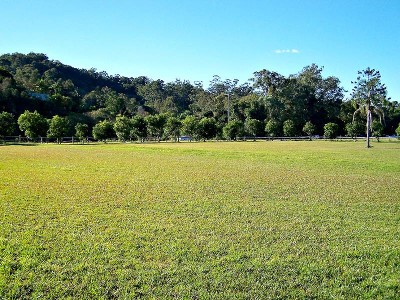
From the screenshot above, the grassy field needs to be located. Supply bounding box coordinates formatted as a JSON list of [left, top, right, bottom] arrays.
[[0, 140, 399, 299]]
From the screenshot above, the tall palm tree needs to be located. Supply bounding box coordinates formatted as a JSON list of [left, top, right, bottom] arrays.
[[351, 68, 389, 148]]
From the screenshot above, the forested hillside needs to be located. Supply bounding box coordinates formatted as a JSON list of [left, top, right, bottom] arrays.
[[0, 52, 399, 140]]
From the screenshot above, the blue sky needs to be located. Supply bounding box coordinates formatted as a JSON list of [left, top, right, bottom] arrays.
[[2, 0, 399, 100]]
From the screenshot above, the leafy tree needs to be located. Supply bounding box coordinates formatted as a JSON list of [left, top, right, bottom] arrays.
[[0, 68, 25, 114], [345, 123, 356, 139], [198, 117, 217, 141], [164, 79, 194, 114], [382, 100, 400, 134], [164, 116, 182, 142], [351, 68, 389, 148], [283, 120, 296, 137], [131, 115, 147, 142], [189, 88, 214, 119], [208, 76, 242, 97], [14, 65, 40, 91], [181, 115, 199, 141], [81, 89, 102, 111], [265, 120, 280, 137], [92, 120, 114, 142], [296, 64, 344, 130], [158, 96, 179, 115], [241, 95, 266, 121], [0, 111, 15, 137], [252, 70, 286, 125], [215, 121, 225, 140], [145, 114, 167, 141], [323, 122, 339, 139], [66, 113, 93, 134], [345, 121, 364, 139], [18, 110, 48, 139], [263, 96, 284, 124], [138, 79, 165, 113], [223, 120, 244, 140], [302, 121, 316, 137], [48, 115, 70, 143], [371, 120, 384, 141], [86, 108, 110, 123], [396, 123, 400, 138], [278, 78, 310, 128], [48, 79, 80, 114], [255, 65, 344, 134], [252, 69, 285, 96], [105, 92, 132, 117], [113, 115, 132, 141], [245, 118, 263, 138], [75, 123, 89, 143], [105, 92, 125, 116], [339, 100, 357, 125]]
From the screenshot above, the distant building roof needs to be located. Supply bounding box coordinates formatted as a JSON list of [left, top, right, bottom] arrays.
[[30, 93, 49, 101]]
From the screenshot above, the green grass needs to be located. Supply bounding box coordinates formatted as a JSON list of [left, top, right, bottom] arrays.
[[1, 140, 399, 299]]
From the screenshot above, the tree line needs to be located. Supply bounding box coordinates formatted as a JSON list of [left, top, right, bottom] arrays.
[[0, 52, 399, 143]]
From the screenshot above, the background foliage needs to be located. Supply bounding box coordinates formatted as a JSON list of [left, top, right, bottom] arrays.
[[1, 53, 399, 141]]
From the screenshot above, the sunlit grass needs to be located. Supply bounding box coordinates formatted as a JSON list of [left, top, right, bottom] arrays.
[[1, 140, 399, 299]]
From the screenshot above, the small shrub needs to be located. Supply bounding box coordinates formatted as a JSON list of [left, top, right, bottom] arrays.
[[265, 120, 280, 137], [283, 120, 296, 137], [324, 122, 339, 139], [302, 121, 316, 137], [92, 120, 115, 142], [371, 120, 384, 141]]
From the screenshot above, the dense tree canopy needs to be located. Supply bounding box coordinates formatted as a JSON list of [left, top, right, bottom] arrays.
[[0, 52, 399, 142]]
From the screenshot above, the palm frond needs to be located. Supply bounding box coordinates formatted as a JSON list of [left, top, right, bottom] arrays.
[[352, 108, 361, 123]]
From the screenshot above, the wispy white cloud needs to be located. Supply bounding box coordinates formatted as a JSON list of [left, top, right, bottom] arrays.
[[274, 49, 300, 54]]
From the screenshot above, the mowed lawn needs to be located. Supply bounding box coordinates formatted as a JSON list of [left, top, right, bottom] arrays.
[[0, 140, 399, 299]]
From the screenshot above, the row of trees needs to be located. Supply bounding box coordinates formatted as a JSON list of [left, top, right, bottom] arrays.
[[2, 110, 399, 143], [1, 53, 400, 146]]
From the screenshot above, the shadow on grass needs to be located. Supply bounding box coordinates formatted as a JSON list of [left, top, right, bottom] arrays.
[[69, 143, 103, 146], [0, 142, 38, 146], [0, 142, 105, 147]]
